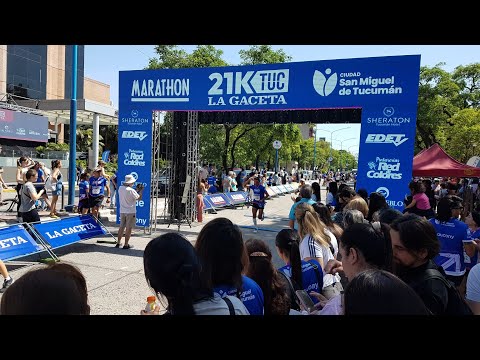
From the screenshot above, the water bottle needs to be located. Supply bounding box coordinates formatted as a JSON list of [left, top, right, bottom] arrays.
[[145, 295, 156, 313]]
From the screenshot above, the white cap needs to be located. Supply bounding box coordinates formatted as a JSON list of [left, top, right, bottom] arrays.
[[124, 174, 136, 184]]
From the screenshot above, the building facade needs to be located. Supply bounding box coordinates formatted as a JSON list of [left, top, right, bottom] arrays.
[[0, 45, 111, 144]]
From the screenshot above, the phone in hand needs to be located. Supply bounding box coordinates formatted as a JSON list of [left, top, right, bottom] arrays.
[[295, 290, 315, 313]]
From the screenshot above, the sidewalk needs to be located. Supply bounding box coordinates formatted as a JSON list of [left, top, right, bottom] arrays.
[[0, 185, 327, 314]]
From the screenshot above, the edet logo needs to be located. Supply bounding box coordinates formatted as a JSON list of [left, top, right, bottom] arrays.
[[121, 131, 148, 141], [365, 134, 409, 147], [313, 68, 337, 96]]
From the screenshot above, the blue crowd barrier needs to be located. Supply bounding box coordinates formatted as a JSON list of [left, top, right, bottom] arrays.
[[203, 193, 232, 209], [225, 191, 249, 205], [32, 215, 107, 249], [0, 224, 43, 261]]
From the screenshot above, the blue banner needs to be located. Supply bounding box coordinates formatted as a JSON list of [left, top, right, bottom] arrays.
[[117, 108, 153, 227], [120, 56, 420, 111], [33, 215, 106, 249], [271, 186, 283, 195], [284, 184, 294, 192], [101, 150, 111, 163], [204, 193, 231, 208], [277, 185, 288, 193], [203, 197, 213, 210], [119, 55, 420, 212], [225, 191, 249, 205], [0, 225, 42, 261]]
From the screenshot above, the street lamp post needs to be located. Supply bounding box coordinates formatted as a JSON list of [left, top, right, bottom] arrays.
[[347, 144, 359, 170], [333, 137, 355, 170], [317, 127, 351, 171]]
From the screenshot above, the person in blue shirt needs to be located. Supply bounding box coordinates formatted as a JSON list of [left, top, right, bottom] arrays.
[[78, 172, 90, 215], [88, 168, 110, 220], [244, 175, 269, 233], [275, 229, 323, 310], [288, 184, 316, 230], [195, 218, 264, 315], [430, 195, 476, 288], [207, 180, 219, 194], [465, 209, 480, 278]]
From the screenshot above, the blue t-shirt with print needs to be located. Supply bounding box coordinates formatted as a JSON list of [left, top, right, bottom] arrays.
[[278, 259, 323, 304], [465, 228, 480, 270], [430, 218, 473, 276], [79, 180, 89, 200], [89, 176, 107, 197], [250, 184, 267, 204], [289, 198, 316, 230], [214, 275, 264, 315], [35, 168, 44, 184]]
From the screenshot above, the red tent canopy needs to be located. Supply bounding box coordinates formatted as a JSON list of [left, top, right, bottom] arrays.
[[412, 143, 480, 177]]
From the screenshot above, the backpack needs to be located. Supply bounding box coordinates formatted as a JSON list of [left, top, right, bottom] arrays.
[[44, 175, 54, 191], [419, 269, 473, 315]]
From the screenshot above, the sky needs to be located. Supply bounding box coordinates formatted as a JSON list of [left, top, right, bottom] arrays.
[[84, 45, 480, 156]]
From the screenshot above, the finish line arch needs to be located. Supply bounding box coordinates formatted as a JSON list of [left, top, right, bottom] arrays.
[[119, 55, 421, 227]]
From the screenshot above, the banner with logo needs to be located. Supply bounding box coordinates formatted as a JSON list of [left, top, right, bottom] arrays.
[[33, 215, 106, 249], [225, 191, 249, 205], [117, 108, 152, 227], [0, 108, 49, 142], [101, 150, 111, 163], [0, 224, 42, 261], [119, 55, 420, 211], [204, 193, 231, 208]]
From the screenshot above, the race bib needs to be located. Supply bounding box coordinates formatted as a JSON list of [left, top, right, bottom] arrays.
[[92, 187, 101, 195], [254, 194, 260, 201]]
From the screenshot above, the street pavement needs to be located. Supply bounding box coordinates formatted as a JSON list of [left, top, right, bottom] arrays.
[[0, 184, 327, 315]]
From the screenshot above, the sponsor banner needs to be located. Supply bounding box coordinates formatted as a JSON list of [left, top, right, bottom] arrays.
[[277, 185, 288, 193], [32, 215, 106, 249], [203, 197, 213, 210], [101, 150, 111, 163], [271, 186, 283, 195], [357, 105, 418, 210], [285, 184, 295, 192], [266, 187, 276, 197], [0, 108, 49, 142], [225, 191, 249, 205], [204, 193, 231, 208], [0, 224, 42, 261], [117, 109, 152, 227], [119, 55, 421, 111]]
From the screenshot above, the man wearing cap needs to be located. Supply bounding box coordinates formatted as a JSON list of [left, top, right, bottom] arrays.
[[116, 174, 144, 249], [88, 167, 110, 221]]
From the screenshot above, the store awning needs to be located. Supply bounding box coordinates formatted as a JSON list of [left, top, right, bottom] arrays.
[[14, 98, 118, 126]]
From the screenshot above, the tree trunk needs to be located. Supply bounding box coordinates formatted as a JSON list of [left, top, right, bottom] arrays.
[[222, 124, 236, 171], [230, 126, 256, 168]]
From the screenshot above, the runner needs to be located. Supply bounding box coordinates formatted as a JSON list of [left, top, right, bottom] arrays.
[[247, 175, 269, 233]]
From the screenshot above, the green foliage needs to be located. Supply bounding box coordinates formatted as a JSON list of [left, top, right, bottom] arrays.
[[239, 45, 292, 65], [36, 142, 69, 154], [76, 126, 104, 152], [442, 108, 480, 162]]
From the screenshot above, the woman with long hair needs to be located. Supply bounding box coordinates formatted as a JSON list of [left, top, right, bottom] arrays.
[[245, 238, 290, 315], [311, 181, 321, 202], [310, 221, 394, 315], [312, 202, 343, 241], [143, 232, 249, 315], [49, 160, 62, 218], [15, 156, 35, 221], [295, 203, 342, 299], [367, 191, 389, 222], [275, 229, 323, 310], [195, 217, 264, 315]]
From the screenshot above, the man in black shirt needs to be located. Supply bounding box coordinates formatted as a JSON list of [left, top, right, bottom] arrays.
[[390, 214, 448, 314]]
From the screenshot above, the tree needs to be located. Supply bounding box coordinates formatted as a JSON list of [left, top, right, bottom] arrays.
[[76, 126, 104, 152], [443, 108, 480, 162], [416, 64, 460, 151]]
